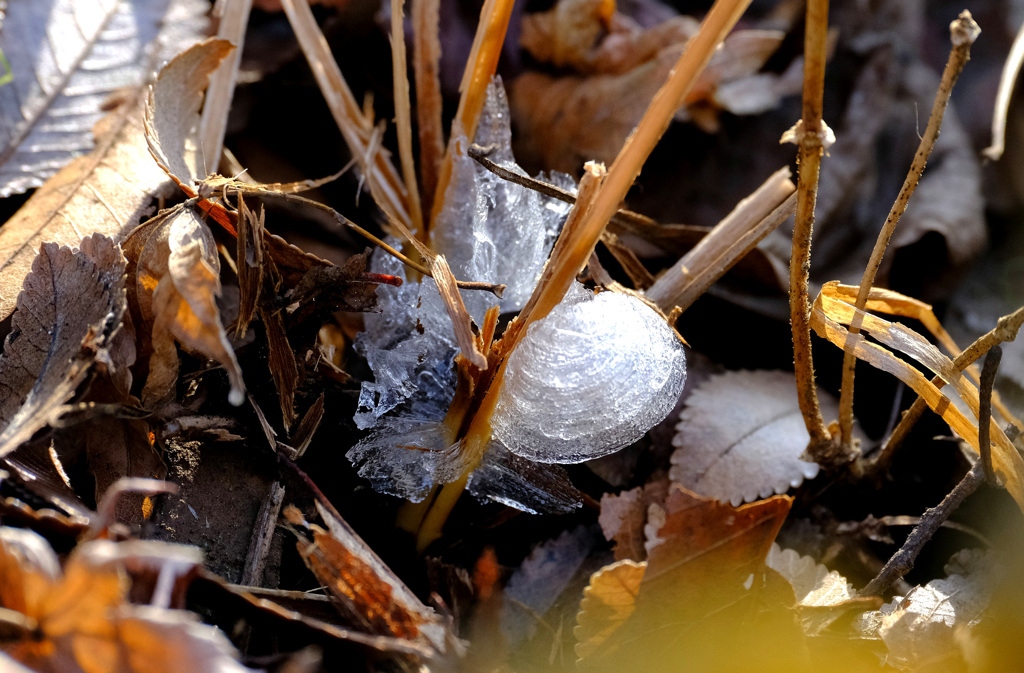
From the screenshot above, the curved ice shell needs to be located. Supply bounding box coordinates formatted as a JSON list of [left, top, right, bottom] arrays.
[[492, 283, 687, 463]]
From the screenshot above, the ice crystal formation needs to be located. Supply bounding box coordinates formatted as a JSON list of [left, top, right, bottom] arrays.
[[348, 81, 687, 510]]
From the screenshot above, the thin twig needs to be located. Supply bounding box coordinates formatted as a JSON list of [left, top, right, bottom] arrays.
[[859, 462, 985, 597], [866, 305, 1024, 476], [978, 345, 1002, 484], [790, 0, 833, 460], [221, 185, 505, 296], [467, 143, 659, 232], [838, 12, 981, 446], [241, 481, 286, 586], [984, 19, 1024, 160]]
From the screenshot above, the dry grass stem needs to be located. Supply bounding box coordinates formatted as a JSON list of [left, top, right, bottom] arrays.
[[984, 19, 1024, 160], [646, 167, 795, 312], [427, 0, 515, 233], [280, 0, 410, 227], [390, 0, 425, 238], [412, 0, 444, 215], [199, 0, 253, 172], [869, 305, 1024, 476], [790, 0, 833, 460], [838, 11, 981, 447]]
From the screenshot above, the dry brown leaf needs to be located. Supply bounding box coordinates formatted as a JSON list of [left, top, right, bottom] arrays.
[[0, 0, 208, 323], [0, 235, 127, 459], [146, 38, 236, 192], [0, 527, 251, 673], [669, 370, 834, 506], [123, 206, 245, 407], [513, 5, 793, 172], [575, 487, 796, 668], [285, 503, 452, 657]]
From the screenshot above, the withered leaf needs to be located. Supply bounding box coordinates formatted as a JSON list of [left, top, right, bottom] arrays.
[[0, 527, 252, 673], [0, 0, 209, 322], [576, 487, 795, 668], [0, 235, 127, 459], [597, 478, 668, 562], [124, 206, 245, 407], [286, 503, 452, 657], [146, 38, 236, 192]]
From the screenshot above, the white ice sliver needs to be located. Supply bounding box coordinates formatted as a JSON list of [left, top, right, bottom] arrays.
[[492, 282, 687, 463]]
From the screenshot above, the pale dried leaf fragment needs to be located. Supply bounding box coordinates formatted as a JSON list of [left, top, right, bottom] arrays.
[[856, 550, 995, 671], [574, 559, 645, 660], [597, 478, 669, 561], [0, 235, 127, 459], [0, 0, 209, 322], [669, 370, 826, 506], [146, 38, 236, 190], [0, 528, 252, 673], [125, 206, 244, 407]]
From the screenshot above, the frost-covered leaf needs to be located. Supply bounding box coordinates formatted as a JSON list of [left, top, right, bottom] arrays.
[[856, 550, 997, 671], [0, 0, 210, 322], [501, 526, 601, 646], [766, 543, 855, 608], [0, 0, 193, 197], [670, 370, 831, 506], [0, 528, 252, 672], [492, 282, 687, 464], [123, 205, 244, 407], [0, 235, 127, 459]]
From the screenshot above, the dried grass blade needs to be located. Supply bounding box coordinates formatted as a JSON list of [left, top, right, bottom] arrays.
[[984, 19, 1024, 160], [199, 0, 253, 171], [646, 166, 795, 312], [427, 0, 515, 232], [280, 0, 410, 227], [390, 0, 425, 238], [412, 0, 444, 216], [810, 282, 1024, 512]]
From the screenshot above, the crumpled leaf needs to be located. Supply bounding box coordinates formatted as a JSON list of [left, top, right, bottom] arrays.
[[285, 503, 453, 659], [0, 0, 209, 322], [0, 235, 127, 459], [669, 370, 828, 506], [855, 550, 996, 671], [123, 206, 245, 407], [513, 0, 799, 172], [575, 487, 796, 669], [0, 527, 252, 673], [0, 0, 196, 197]]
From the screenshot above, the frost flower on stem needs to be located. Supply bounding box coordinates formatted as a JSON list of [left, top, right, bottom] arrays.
[[348, 81, 686, 513]]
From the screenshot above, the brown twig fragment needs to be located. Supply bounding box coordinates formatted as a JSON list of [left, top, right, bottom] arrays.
[[868, 306, 1024, 474], [859, 463, 985, 598], [838, 12, 981, 447], [241, 481, 286, 586], [978, 345, 1002, 484], [789, 0, 834, 462], [646, 167, 795, 313]]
